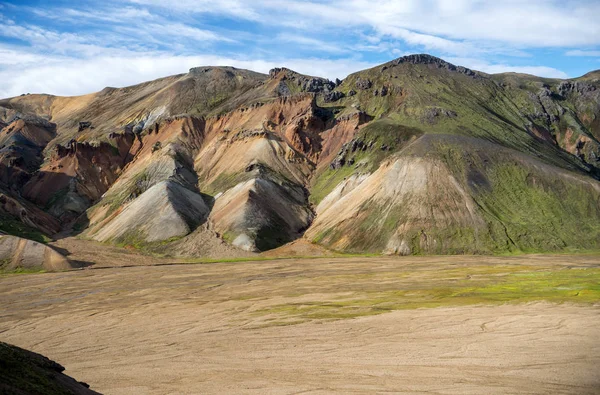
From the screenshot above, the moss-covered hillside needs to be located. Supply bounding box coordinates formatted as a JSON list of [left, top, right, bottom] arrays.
[[1, 54, 599, 255]]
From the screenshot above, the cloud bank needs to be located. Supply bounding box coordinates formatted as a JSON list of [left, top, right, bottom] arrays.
[[0, 0, 598, 97]]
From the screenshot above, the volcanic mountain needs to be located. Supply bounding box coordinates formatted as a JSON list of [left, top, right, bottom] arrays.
[[1, 54, 599, 256]]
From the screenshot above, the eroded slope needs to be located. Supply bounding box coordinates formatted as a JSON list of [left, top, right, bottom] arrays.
[[1, 55, 599, 255]]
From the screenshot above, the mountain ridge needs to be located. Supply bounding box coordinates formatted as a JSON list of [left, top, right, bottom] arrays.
[[1, 54, 599, 256]]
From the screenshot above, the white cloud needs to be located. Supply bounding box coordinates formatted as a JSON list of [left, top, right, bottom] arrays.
[[566, 50, 600, 57], [30, 6, 155, 23], [148, 23, 235, 43], [126, 0, 600, 48], [0, 51, 375, 98], [447, 57, 569, 79], [276, 33, 348, 54], [0, 0, 589, 98], [379, 26, 474, 56], [129, 0, 261, 20]]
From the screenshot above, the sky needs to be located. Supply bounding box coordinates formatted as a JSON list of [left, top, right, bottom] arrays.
[[0, 0, 599, 98]]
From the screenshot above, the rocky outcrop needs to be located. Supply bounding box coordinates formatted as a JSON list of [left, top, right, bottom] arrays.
[[423, 107, 458, 124], [0, 342, 99, 394], [393, 54, 478, 77], [355, 78, 372, 90], [268, 67, 335, 94], [0, 117, 56, 191], [78, 121, 92, 132], [20, 130, 136, 223], [557, 81, 596, 97], [323, 91, 345, 102]]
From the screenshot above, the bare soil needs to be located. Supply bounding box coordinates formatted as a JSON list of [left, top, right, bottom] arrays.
[[1, 253, 599, 394]]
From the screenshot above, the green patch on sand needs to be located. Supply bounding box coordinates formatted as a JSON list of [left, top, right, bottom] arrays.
[[257, 266, 600, 322]]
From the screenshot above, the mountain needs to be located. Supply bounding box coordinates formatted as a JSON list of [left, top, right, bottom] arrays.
[[1, 54, 599, 255]]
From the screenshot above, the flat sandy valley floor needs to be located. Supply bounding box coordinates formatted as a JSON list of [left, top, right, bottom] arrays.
[[1, 254, 600, 394]]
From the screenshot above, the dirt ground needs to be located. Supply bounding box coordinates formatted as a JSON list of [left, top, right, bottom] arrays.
[[1, 253, 599, 394]]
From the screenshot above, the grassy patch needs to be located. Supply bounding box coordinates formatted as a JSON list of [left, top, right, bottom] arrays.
[[475, 162, 600, 253], [256, 266, 600, 322], [0, 267, 46, 275], [309, 166, 356, 205], [202, 171, 245, 195]]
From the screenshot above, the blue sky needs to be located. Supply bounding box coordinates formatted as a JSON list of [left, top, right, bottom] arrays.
[[1, 0, 599, 97]]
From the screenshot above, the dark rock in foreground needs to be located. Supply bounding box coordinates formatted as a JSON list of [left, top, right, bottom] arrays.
[[0, 342, 100, 394]]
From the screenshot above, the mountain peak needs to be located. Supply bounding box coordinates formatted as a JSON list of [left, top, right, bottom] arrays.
[[393, 54, 448, 65], [391, 54, 478, 77]]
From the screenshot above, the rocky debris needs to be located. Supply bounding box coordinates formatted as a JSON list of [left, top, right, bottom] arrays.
[[423, 107, 458, 124], [0, 342, 100, 394], [78, 121, 92, 132], [232, 129, 268, 141], [373, 86, 391, 97], [355, 78, 372, 90], [393, 54, 477, 77], [348, 89, 357, 96], [335, 78, 342, 86], [0, 235, 72, 271], [323, 91, 345, 103], [330, 138, 372, 169]]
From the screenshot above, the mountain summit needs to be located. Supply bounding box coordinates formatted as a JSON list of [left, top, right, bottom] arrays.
[[1, 55, 599, 255]]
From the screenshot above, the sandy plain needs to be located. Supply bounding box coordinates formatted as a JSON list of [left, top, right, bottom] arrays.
[[1, 253, 599, 394]]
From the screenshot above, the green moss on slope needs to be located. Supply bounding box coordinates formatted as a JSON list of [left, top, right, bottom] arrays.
[[0, 214, 51, 243]]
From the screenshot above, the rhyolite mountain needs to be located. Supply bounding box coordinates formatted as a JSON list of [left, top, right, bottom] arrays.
[[1, 54, 599, 255]]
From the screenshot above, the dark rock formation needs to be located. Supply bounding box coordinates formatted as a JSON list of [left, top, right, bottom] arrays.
[[423, 107, 458, 123], [78, 121, 92, 132], [355, 78, 372, 90], [557, 81, 596, 97], [394, 54, 477, 77], [0, 342, 100, 394], [323, 91, 345, 103]]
